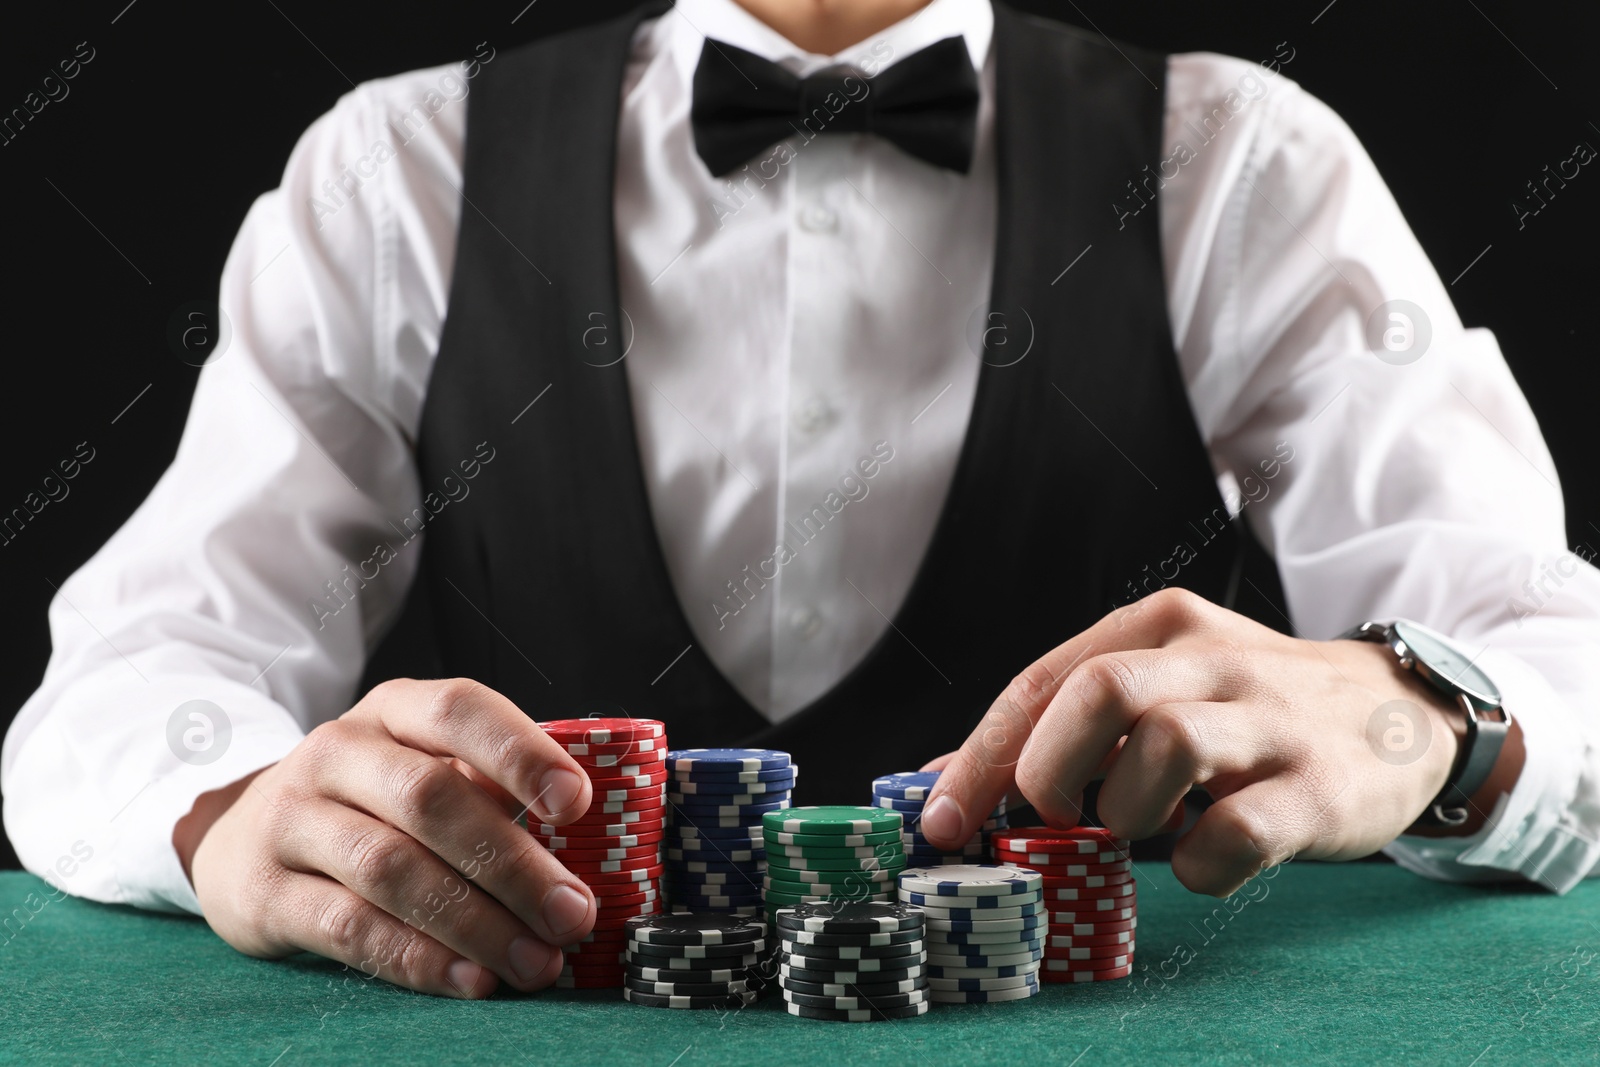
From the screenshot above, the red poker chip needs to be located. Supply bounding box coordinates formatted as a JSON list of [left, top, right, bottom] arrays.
[[585, 769, 670, 790], [571, 751, 667, 771], [593, 901, 663, 923], [557, 963, 627, 977], [991, 827, 1130, 853], [549, 842, 661, 864], [588, 883, 662, 902], [1044, 929, 1134, 948], [1038, 871, 1134, 890], [1040, 964, 1134, 983], [1043, 955, 1134, 973], [537, 829, 664, 851], [996, 854, 1131, 877], [1037, 894, 1136, 914], [536, 816, 667, 836], [1043, 947, 1132, 966], [579, 864, 665, 886], [564, 858, 665, 878], [584, 795, 668, 814], [562, 736, 665, 758], [1047, 916, 1137, 936], [540, 718, 666, 744], [1046, 906, 1137, 924], [588, 783, 668, 803], [994, 848, 1129, 867], [1038, 881, 1136, 902]]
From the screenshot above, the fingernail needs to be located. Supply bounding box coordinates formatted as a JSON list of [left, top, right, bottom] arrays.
[[537, 768, 584, 821], [543, 884, 592, 941], [921, 794, 964, 846], [508, 937, 556, 985], [446, 958, 489, 997]]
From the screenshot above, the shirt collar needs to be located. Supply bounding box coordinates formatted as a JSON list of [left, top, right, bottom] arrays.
[[664, 0, 993, 80]]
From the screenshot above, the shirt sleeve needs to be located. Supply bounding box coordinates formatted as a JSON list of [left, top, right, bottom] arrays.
[[0, 68, 467, 914], [1162, 54, 1600, 892]]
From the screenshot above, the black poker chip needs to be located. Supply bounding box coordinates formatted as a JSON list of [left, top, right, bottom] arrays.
[[625, 913, 766, 947], [624, 975, 754, 997], [623, 950, 761, 971], [779, 950, 925, 973], [782, 999, 930, 1021], [779, 976, 926, 999], [627, 938, 767, 959], [783, 988, 927, 1011], [776, 937, 926, 960], [781, 927, 924, 949], [623, 987, 759, 1010], [626, 963, 758, 984], [780, 963, 924, 986], [775, 901, 926, 935]]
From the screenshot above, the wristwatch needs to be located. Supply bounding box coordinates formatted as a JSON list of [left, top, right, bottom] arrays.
[[1342, 619, 1512, 828]]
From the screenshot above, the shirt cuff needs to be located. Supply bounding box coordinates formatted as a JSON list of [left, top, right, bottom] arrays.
[[1385, 647, 1600, 893]]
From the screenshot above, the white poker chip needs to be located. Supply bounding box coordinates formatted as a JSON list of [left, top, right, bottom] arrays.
[[925, 915, 1043, 934], [897, 864, 1043, 898], [926, 971, 1039, 991], [927, 980, 1040, 1004], [925, 948, 1043, 970]]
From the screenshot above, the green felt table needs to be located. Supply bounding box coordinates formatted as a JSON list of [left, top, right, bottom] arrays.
[[1, 863, 1595, 1065]]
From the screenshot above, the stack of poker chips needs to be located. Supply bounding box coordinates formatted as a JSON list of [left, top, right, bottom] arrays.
[[664, 748, 795, 914], [620, 913, 764, 1009], [775, 902, 931, 1021], [871, 771, 1007, 865], [897, 864, 1045, 1004], [761, 806, 906, 923], [533, 718, 667, 988], [991, 828, 1135, 983]]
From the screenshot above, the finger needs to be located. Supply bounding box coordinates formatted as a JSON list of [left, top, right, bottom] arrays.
[[1170, 780, 1312, 897], [922, 588, 1230, 848], [310, 727, 596, 948], [1088, 700, 1263, 840], [279, 797, 567, 992], [357, 679, 593, 825], [272, 871, 509, 999], [918, 751, 1025, 811], [447, 757, 525, 818]]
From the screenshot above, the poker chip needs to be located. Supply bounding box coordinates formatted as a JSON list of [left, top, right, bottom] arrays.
[[1043, 943, 1135, 962], [767, 852, 900, 873], [541, 718, 666, 744], [926, 970, 1040, 991], [668, 748, 792, 772], [896, 864, 1043, 1005], [628, 936, 767, 958], [1040, 963, 1134, 983], [765, 868, 894, 886], [1046, 907, 1135, 924], [870, 772, 941, 801], [628, 963, 756, 983], [622, 988, 759, 1009], [1042, 956, 1135, 974], [1040, 881, 1136, 901], [927, 977, 1041, 1003], [773, 939, 926, 960], [783, 988, 927, 1011], [898, 865, 1042, 898], [669, 779, 797, 799], [542, 721, 669, 987], [781, 948, 926, 970], [775, 902, 926, 934], [766, 828, 900, 848], [870, 770, 1009, 868], [622, 949, 763, 970], [783, 1000, 930, 1021], [625, 913, 765, 946], [671, 764, 796, 784], [995, 856, 1132, 878], [990, 827, 1129, 854], [780, 963, 925, 986], [785, 926, 923, 948], [764, 806, 902, 836], [780, 976, 925, 998], [1045, 930, 1134, 948]]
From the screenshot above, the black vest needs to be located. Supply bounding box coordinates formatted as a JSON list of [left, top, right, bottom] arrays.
[[394, 2, 1237, 800]]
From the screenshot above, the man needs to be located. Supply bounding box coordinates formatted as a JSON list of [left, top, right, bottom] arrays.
[[5, 0, 1599, 1000]]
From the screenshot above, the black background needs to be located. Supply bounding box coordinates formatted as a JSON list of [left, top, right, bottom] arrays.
[[1, 1, 1596, 870]]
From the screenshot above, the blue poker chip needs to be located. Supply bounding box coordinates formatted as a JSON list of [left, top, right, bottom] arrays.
[[668, 791, 793, 809], [671, 797, 791, 817], [869, 795, 927, 813], [668, 777, 796, 796], [668, 748, 792, 773], [675, 764, 797, 784], [665, 853, 764, 870], [669, 822, 767, 839], [871, 771, 940, 801]]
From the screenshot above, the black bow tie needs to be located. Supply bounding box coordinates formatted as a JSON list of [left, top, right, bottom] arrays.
[[690, 35, 979, 177]]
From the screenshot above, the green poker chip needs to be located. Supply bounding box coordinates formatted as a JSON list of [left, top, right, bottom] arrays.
[[765, 829, 902, 849], [766, 842, 904, 862], [763, 806, 902, 836]]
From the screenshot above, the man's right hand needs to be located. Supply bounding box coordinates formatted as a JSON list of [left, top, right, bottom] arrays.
[[178, 678, 597, 998]]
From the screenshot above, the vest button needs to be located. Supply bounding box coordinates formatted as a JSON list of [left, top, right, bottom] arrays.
[[798, 202, 838, 233], [793, 396, 832, 433], [790, 607, 823, 639]]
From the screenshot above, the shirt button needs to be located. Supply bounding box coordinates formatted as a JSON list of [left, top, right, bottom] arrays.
[[798, 203, 838, 233], [793, 397, 832, 433], [791, 608, 822, 639]]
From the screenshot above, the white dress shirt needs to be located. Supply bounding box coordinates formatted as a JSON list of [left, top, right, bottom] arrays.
[[5, 0, 1598, 915]]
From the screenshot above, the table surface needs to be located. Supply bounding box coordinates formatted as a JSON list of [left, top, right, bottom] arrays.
[[2, 863, 1594, 1065]]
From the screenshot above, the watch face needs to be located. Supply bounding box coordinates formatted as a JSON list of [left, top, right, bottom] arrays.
[[1392, 620, 1502, 709]]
